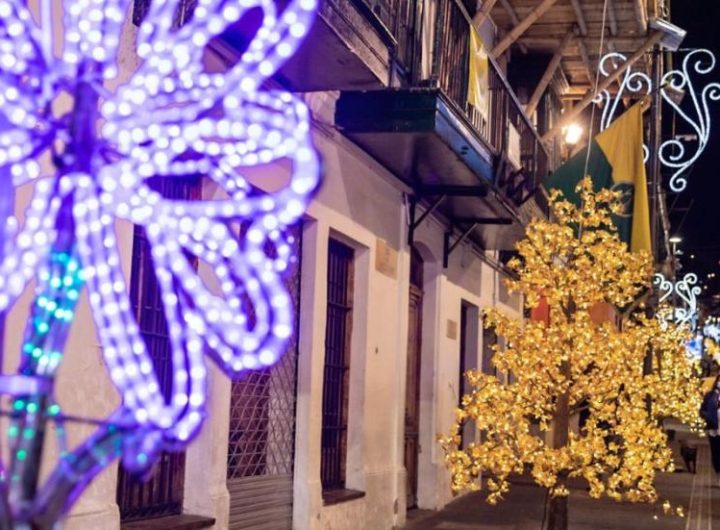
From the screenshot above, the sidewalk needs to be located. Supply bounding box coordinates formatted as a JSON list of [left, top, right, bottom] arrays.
[[402, 439, 718, 530]]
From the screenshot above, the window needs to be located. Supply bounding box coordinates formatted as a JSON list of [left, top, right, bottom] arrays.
[[320, 239, 355, 492], [227, 224, 302, 481], [116, 176, 200, 521], [225, 224, 302, 529]]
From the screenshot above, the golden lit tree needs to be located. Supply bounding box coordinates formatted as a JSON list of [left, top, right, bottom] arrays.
[[441, 179, 702, 530]]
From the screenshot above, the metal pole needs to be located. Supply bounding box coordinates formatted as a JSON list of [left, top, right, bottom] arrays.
[[649, 46, 663, 263], [644, 45, 662, 379], [9, 62, 98, 523], [7, 215, 82, 518]]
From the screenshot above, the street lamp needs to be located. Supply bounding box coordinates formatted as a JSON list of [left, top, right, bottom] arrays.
[[563, 123, 583, 146], [669, 235, 682, 256]]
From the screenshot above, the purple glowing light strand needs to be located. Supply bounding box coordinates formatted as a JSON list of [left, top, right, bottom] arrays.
[[74, 182, 208, 446], [86, 133, 319, 449], [0, 1, 52, 182], [62, 0, 129, 77], [0, 0, 319, 476], [105, 0, 316, 126], [0, 178, 64, 309], [88, 139, 319, 449]]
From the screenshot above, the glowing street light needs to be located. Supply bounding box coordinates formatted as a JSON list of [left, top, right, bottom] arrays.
[[563, 123, 584, 145]]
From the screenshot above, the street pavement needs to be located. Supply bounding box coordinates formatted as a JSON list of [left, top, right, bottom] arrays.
[[402, 435, 719, 530]]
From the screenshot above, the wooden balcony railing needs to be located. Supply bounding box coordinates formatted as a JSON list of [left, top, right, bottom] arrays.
[[357, 0, 551, 190], [327, 0, 553, 194], [360, 0, 417, 71], [429, 0, 552, 190]]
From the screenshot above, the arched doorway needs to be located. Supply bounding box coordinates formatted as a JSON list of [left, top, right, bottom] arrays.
[[404, 248, 424, 508]]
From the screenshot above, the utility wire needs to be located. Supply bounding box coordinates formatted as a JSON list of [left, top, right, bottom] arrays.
[[581, 0, 611, 178]]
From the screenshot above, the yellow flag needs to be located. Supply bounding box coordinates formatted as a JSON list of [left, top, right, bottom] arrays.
[[468, 28, 489, 121], [595, 103, 651, 253]]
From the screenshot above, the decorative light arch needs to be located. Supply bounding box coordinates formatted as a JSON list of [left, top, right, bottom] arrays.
[[595, 49, 720, 191]]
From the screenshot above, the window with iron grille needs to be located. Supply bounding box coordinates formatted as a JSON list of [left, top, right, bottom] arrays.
[[226, 223, 302, 480], [320, 239, 355, 491], [116, 176, 200, 521]]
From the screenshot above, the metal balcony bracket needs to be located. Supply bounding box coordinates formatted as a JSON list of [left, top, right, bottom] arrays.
[[444, 223, 477, 268], [408, 194, 446, 247], [417, 184, 489, 197], [495, 155, 532, 207], [407, 184, 488, 247], [443, 217, 512, 268], [407, 184, 512, 265]]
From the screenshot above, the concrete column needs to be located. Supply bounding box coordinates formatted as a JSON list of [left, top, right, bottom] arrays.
[[182, 363, 232, 529], [292, 219, 329, 530]]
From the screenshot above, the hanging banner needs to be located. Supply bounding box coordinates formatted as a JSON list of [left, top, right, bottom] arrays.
[[468, 27, 490, 121]]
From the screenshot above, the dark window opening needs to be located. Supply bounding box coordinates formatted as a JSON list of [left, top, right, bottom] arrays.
[[482, 324, 498, 377], [116, 176, 200, 522], [320, 239, 355, 492]]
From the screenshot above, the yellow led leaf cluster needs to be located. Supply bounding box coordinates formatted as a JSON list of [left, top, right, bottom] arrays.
[[440, 179, 703, 510]]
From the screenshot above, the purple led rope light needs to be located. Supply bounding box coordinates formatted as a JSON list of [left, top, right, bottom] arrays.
[[0, 0, 319, 524]]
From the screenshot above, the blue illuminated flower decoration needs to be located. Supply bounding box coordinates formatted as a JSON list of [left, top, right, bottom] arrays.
[[0, 0, 318, 490]]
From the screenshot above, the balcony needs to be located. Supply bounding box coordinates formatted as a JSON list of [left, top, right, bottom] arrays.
[[212, 0, 412, 90], [277, 0, 415, 91], [214, 0, 552, 251], [335, 0, 552, 251]]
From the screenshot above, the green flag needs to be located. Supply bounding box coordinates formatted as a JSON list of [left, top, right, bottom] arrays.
[[545, 103, 651, 253]]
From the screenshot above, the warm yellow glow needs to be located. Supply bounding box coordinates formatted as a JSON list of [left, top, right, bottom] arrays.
[[563, 123, 583, 145], [440, 178, 703, 511]]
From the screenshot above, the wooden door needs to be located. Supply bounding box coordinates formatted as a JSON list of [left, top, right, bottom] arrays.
[[404, 250, 423, 508]]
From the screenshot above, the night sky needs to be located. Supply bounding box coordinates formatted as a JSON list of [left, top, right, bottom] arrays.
[[666, 1, 720, 310]]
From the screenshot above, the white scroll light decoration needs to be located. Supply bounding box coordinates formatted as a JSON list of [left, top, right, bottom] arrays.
[[594, 49, 720, 191], [0, 0, 319, 524], [594, 52, 653, 136], [653, 273, 701, 329]]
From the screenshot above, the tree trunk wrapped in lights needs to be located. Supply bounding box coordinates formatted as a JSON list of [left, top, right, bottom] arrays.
[[440, 178, 702, 530]]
